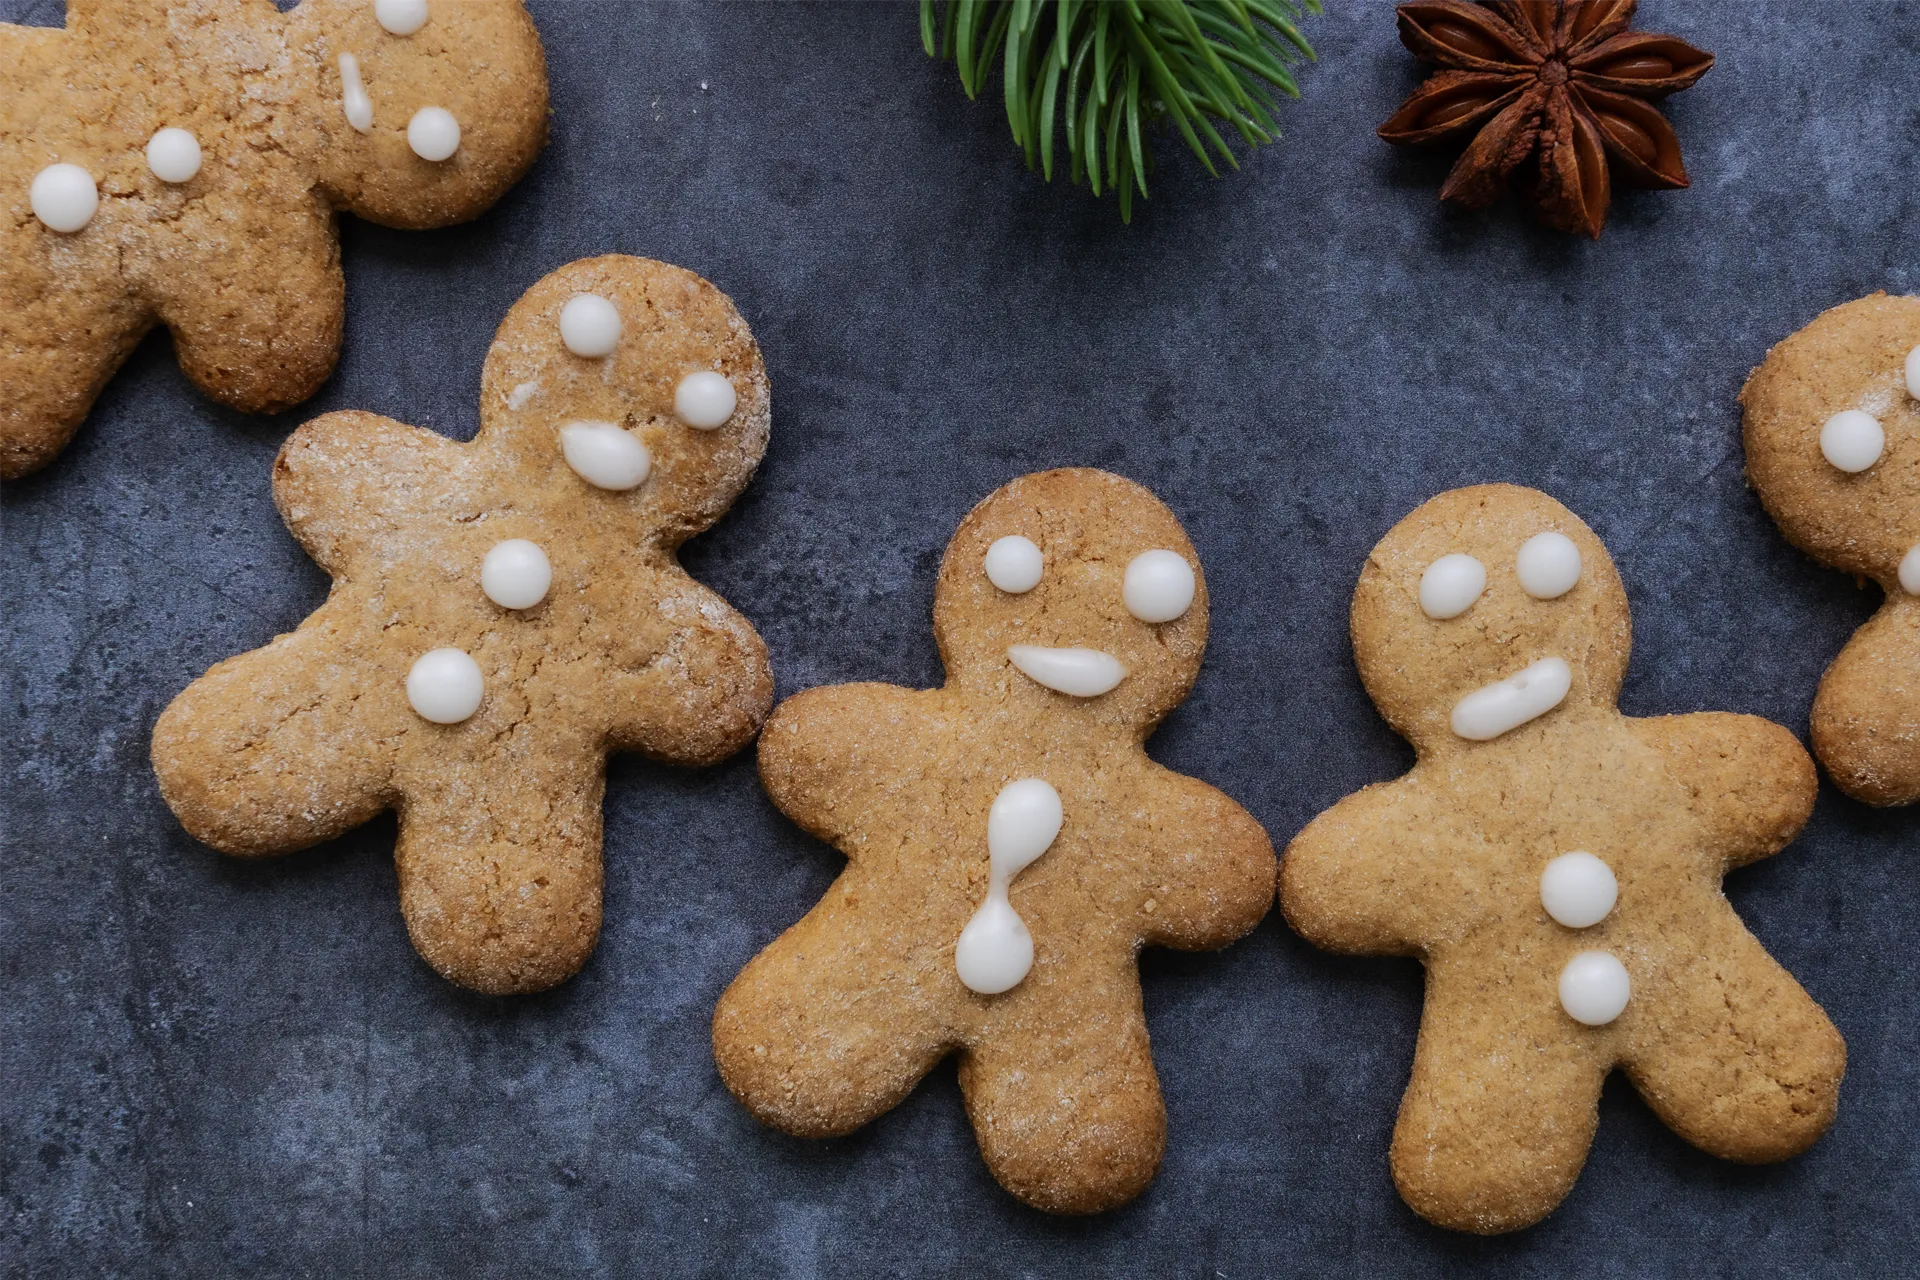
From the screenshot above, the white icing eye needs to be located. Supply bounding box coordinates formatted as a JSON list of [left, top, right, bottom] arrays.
[[480, 539, 552, 610], [338, 54, 374, 133], [559, 293, 621, 357], [1907, 345, 1920, 400], [406, 648, 483, 724], [984, 535, 1043, 593], [145, 128, 201, 183], [375, 0, 429, 35], [674, 371, 736, 430], [559, 421, 650, 490], [1558, 951, 1630, 1026], [29, 163, 97, 233], [406, 106, 461, 162], [1515, 532, 1582, 599], [1821, 409, 1884, 473], [1418, 553, 1485, 619], [1123, 549, 1195, 623], [1900, 545, 1920, 596], [1539, 852, 1617, 928]]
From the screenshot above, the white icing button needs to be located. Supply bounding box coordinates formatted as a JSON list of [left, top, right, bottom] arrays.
[[1820, 409, 1884, 473], [984, 535, 1043, 594], [406, 648, 483, 724], [338, 53, 373, 133], [480, 539, 552, 610], [955, 778, 1063, 995], [145, 128, 202, 183], [406, 106, 461, 162], [1516, 532, 1582, 599], [1558, 950, 1630, 1026], [1908, 345, 1920, 400], [559, 421, 650, 491], [1451, 656, 1572, 741], [1900, 545, 1920, 596], [559, 293, 621, 358], [29, 163, 98, 233], [375, 0, 430, 35], [1539, 851, 1618, 929], [1123, 549, 1196, 623], [1419, 553, 1486, 620], [1006, 645, 1126, 697], [674, 371, 737, 430]]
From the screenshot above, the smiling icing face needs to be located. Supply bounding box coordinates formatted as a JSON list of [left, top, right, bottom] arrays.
[[933, 470, 1209, 728], [1354, 485, 1630, 750]]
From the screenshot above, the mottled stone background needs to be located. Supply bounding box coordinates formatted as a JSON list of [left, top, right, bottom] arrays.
[[3, 2, 1915, 1275]]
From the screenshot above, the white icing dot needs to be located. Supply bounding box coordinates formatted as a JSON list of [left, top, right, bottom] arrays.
[[1515, 531, 1582, 600], [406, 648, 483, 724], [1907, 345, 1920, 401], [1419, 553, 1485, 620], [480, 539, 552, 610], [1821, 409, 1883, 473], [559, 294, 621, 358], [406, 106, 461, 162], [984, 535, 1043, 594], [375, 0, 430, 35], [1900, 545, 1920, 596], [955, 778, 1063, 995], [29, 163, 98, 233], [674, 371, 737, 430], [1006, 645, 1127, 697], [559, 421, 651, 491], [1451, 656, 1572, 741], [338, 53, 373, 133], [1558, 950, 1630, 1026], [145, 128, 201, 183], [1539, 852, 1618, 929], [1123, 549, 1196, 623]]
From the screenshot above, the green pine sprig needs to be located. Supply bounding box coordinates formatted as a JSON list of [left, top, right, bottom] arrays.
[[920, 0, 1320, 221]]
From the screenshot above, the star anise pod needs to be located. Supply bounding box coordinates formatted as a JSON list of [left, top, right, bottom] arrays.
[[1378, 0, 1713, 237]]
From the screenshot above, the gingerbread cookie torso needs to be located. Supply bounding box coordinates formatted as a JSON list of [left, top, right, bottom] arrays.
[[0, 0, 548, 479], [1742, 292, 1920, 806], [151, 255, 772, 995], [1280, 484, 1844, 1235], [713, 469, 1274, 1214]]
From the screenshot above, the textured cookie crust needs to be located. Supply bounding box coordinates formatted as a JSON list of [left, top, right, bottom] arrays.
[[713, 469, 1275, 1214], [152, 255, 773, 995], [1741, 292, 1920, 806], [1280, 485, 1844, 1235], [1, 0, 549, 479]]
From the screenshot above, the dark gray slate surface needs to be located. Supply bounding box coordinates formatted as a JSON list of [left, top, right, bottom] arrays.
[[4, 1, 1917, 1275]]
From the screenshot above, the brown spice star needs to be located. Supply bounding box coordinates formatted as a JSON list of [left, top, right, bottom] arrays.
[[1378, 0, 1713, 237]]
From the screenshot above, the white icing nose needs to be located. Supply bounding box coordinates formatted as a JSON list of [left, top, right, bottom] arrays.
[[1006, 645, 1126, 697], [1450, 656, 1572, 740]]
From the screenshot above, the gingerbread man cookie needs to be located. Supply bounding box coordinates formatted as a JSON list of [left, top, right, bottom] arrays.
[[1742, 292, 1920, 806], [1, 0, 548, 479], [1280, 485, 1844, 1235], [713, 469, 1274, 1214], [152, 255, 772, 995]]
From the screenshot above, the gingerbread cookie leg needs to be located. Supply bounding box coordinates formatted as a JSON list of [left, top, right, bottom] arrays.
[[1812, 599, 1920, 805], [1391, 963, 1607, 1235], [0, 264, 154, 478]]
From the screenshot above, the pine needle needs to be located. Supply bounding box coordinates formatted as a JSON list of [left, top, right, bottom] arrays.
[[922, 0, 1319, 220]]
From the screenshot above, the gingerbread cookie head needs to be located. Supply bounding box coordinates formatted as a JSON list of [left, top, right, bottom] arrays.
[[1351, 484, 1631, 752], [284, 0, 549, 229], [935, 471, 1209, 734], [1741, 292, 1920, 805], [153, 255, 772, 995]]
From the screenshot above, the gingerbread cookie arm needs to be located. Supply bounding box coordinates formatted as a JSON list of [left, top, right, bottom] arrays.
[[1134, 770, 1275, 950], [958, 973, 1166, 1214], [1280, 779, 1449, 957], [152, 606, 400, 855], [1812, 597, 1920, 806], [273, 412, 465, 575], [1390, 960, 1608, 1234], [604, 575, 772, 767], [1620, 909, 1844, 1164], [757, 684, 937, 849], [1627, 712, 1817, 868]]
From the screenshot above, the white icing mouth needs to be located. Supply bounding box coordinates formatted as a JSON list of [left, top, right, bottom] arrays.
[[1450, 656, 1571, 741], [1007, 645, 1126, 697]]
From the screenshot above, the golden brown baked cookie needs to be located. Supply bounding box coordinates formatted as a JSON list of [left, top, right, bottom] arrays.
[[1280, 484, 1845, 1235], [1741, 292, 1920, 806], [1, 0, 549, 479], [152, 255, 772, 995], [713, 469, 1275, 1215]]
